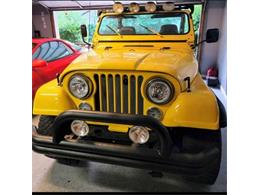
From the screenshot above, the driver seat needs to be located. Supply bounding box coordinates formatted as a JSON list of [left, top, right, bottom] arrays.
[[119, 26, 136, 35], [159, 24, 179, 35]]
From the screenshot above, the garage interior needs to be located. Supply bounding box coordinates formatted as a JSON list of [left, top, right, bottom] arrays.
[[32, 0, 227, 192]]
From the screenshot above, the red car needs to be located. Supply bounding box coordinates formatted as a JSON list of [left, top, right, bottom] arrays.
[[32, 38, 81, 100]]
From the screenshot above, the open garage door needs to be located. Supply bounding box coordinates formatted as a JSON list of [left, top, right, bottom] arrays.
[[33, 0, 205, 59], [33, 0, 204, 10]]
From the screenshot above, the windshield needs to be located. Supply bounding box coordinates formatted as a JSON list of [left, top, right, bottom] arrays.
[[99, 12, 189, 35]]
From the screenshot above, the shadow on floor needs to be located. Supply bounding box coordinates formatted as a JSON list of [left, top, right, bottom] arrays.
[[45, 160, 212, 192]]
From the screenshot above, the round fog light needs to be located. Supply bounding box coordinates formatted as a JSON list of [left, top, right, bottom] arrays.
[[79, 102, 92, 111], [71, 120, 89, 137], [147, 107, 163, 120], [129, 126, 150, 144]]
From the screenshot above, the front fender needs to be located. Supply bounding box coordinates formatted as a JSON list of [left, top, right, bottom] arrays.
[[162, 75, 220, 130], [33, 80, 76, 116]]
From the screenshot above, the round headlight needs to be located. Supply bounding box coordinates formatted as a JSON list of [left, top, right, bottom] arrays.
[[145, 2, 157, 12], [113, 2, 124, 14], [69, 75, 91, 99], [146, 78, 174, 104], [129, 2, 140, 13]]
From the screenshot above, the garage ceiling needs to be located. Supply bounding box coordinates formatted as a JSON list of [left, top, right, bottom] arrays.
[[32, 0, 205, 11]]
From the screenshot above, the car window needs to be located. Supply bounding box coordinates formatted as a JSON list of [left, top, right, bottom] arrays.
[[45, 41, 73, 62], [32, 46, 41, 59], [32, 42, 49, 60], [43, 41, 59, 60], [32, 41, 73, 62]]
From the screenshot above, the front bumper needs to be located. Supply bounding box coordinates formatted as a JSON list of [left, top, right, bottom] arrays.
[[32, 110, 220, 179]]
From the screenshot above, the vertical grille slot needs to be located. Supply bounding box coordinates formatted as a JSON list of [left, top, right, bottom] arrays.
[[115, 75, 121, 113], [123, 75, 128, 114], [94, 75, 100, 111], [130, 76, 136, 114], [100, 74, 107, 112], [94, 73, 143, 115], [138, 76, 144, 114], [108, 74, 114, 112]]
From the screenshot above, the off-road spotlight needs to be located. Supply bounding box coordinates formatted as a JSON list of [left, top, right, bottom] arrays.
[[71, 120, 90, 137], [129, 126, 150, 144]]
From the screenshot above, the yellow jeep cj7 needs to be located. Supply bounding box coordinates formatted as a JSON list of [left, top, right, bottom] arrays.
[[32, 2, 226, 184]]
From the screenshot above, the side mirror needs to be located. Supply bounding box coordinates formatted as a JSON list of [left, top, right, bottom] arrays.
[[80, 24, 90, 46], [80, 24, 88, 38], [192, 28, 220, 49], [32, 59, 47, 68], [206, 28, 219, 43]]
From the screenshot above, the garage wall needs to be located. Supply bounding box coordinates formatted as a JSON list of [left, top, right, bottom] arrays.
[[217, 2, 227, 93], [32, 4, 53, 38], [199, 0, 226, 88]]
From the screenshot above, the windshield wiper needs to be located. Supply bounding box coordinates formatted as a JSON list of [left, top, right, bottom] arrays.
[[106, 25, 122, 37], [139, 24, 162, 37]]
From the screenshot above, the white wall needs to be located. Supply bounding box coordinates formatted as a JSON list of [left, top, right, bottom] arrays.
[[217, 1, 227, 93], [200, 0, 226, 73]]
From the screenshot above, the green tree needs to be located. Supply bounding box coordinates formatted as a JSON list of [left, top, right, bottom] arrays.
[[56, 11, 97, 44], [192, 5, 202, 34]]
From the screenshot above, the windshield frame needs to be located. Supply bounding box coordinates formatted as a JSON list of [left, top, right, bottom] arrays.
[[97, 11, 191, 36]]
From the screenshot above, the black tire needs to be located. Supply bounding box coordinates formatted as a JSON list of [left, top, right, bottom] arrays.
[[39, 116, 84, 166], [173, 128, 222, 184], [37, 115, 56, 136]]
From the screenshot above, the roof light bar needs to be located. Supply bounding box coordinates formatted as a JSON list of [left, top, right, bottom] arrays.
[[113, 2, 124, 14], [162, 2, 175, 11], [145, 1, 157, 12], [129, 2, 140, 13]]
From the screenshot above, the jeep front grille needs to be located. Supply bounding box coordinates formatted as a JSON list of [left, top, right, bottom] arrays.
[[94, 74, 144, 114]]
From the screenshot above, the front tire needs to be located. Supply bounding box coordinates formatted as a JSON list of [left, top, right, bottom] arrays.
[[173, 128, 222, 184], [37, 115, 82, 166], [37, 115, 56, 136]]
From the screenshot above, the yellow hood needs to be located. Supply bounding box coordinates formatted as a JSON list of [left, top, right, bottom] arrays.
[[61, 48, 198, 89]]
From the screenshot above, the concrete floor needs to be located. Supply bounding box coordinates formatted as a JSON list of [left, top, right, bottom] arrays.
[[32, 87, 227, 192]]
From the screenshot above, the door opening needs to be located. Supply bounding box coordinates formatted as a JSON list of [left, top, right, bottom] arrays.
[[53, 10, 98, 45]]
